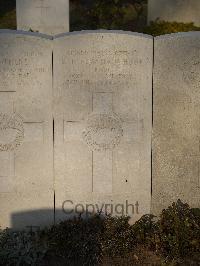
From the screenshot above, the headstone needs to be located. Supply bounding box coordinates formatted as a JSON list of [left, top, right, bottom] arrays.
[[16, 0, 69, 35], [152, 32, 200, 215], [148, 0, 200, 26], [54, 31, 153, 222], [0, 30, 53, 229]]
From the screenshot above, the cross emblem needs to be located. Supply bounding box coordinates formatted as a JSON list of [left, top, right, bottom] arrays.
[[63, 91, 139, 194], [0, 92, 45, 193]]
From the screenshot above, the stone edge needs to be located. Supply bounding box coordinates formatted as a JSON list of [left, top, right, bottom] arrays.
[[155, 31, 200, 40], [1, 29, 199, 40], [0, 29, 53, 40], [54, 30, 153, 39]]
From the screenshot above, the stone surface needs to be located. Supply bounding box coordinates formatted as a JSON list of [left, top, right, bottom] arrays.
[[152, 32, 200, 215], [54, 31, 153, 223], [0, 30, 53, 229], [148, 0, 200, 26], [16, 0, 69, 35]]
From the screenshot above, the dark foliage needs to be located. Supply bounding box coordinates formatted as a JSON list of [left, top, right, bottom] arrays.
[[0, 0, 15, 17], [0, 229, 47, 266], [132, 214, 158, 249], [40, 200, 200, 265], [156, 200, 200, 263], [1, 0, 200, 36], [43, 215, 104, 265], [0, 200, 200, 265], [0, 0, 147, 32], [0, 0, 16, 29], [70, 0, 147, 31], [100, 216, 135, 258]]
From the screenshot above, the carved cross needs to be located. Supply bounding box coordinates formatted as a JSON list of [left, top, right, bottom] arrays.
[[0, 92, 45, 193], [64, 91, 138, 193]]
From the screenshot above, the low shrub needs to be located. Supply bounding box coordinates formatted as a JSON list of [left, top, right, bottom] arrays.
[[132, 214, 158, 249], [43, 215, 104, 265], [0, 229, 47, 266], [0, 200, 199, 265], [100, 216, 135, 258], [155, 200, 200, 263], [144, 20, 200, 36]]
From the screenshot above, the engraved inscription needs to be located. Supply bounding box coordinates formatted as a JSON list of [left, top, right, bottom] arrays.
[[83, 113, 123, 152], [0, 113, 24, 152], [61, 46, 143, 87]]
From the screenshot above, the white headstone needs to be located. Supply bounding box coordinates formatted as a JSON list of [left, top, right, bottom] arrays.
[[152, 32, 200, 215], [148, 0, 200, 26], [54, 31, 153, 222], [0, 30, 53, 229], [16, 0, 69, 35]]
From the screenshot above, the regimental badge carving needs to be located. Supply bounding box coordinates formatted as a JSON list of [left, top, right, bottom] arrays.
[[0, 113, 24, 152], [82, 113, 123, 152]]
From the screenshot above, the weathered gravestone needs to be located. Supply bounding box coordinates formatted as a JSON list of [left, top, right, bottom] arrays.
[[17, 0, 69, 35], [152, 32, 200, 215], [54, 31, 153, 222], [0, 30, 54, 229], [148, 0, 200, 26]]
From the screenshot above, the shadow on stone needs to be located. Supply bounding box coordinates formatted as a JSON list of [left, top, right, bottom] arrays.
[[11, 208, 104, 230]]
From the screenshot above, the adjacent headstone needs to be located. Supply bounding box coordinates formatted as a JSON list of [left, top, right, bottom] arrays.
[[148, 0, 200, 26], [0, 30, 53, 229], [54, 31, 153, 222], [152, 32, 200, 215], [16, 0, 69, 35]]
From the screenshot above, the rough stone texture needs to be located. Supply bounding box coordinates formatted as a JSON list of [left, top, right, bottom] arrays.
[[54, 31, 153, 223], [148, 0, 200, 26], [0, 30, 53, 229], [16, 0, 69, 35], [152, 32, 200, 215]]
